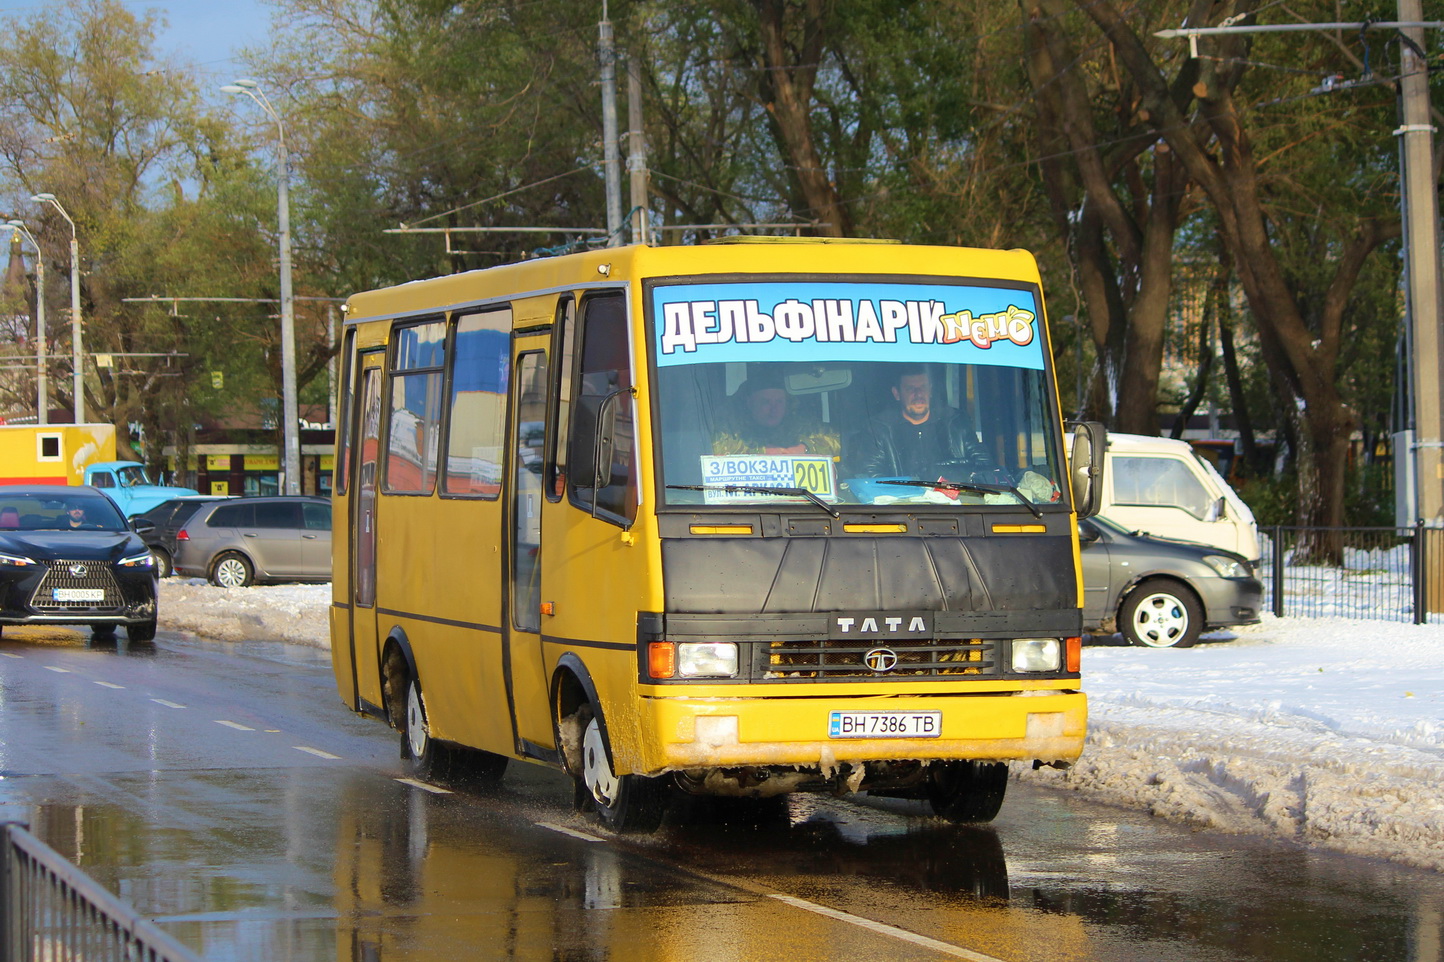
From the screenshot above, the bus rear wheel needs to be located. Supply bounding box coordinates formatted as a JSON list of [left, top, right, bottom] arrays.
[[927, 760, 1009, 823], [578, 705, 667, 833]]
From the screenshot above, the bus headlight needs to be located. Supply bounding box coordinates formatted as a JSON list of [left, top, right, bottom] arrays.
[[1012, 638, 1061, 672], [678, 642, 739, 678]]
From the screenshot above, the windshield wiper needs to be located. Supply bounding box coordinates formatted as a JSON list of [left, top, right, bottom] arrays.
[[876, 478, 1044, 520], [667, 483, 841, 519]]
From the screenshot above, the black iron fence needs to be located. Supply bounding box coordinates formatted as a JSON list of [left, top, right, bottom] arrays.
[[1260, 522, 1444, 624], [1, 822, 198, 962]]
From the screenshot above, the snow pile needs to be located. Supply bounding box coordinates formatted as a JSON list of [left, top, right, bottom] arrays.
[[160, 580, 331, 647], [1026, 618, 1444, 871], [156, 582, 1444, 871]]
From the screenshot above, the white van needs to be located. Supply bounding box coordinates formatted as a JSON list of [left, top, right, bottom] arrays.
[[1098, 433, 1261, 562]]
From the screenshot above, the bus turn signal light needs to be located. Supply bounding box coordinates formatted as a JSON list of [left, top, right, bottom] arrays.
[[648, 643, 676, 679], [1066, 637, 1081, 673]]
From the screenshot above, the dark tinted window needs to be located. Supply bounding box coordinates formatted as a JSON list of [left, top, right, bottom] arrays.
[[207, 503, 253, 527], [169, 501, 217, 528], [138, 501, 185, 525], [254, 501, 302, 528], [302, 502, 331, 531]]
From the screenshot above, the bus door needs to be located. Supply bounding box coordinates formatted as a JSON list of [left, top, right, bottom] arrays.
[[506, 338, 553, 753], [349, 350, 387, 708]]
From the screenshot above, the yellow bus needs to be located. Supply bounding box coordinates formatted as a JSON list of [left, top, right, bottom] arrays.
[[329, 238, 1105, 831]]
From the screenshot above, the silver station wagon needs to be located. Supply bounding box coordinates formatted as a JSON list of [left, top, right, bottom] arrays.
[[173, 497, 332, 587]]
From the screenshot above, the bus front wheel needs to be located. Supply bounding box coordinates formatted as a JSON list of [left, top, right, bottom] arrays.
[[928, 760, 1009, 823], [402, 677, 452, 781], [577, 705, 667, 833]]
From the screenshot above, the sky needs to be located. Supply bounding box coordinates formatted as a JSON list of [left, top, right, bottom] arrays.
[[0, 0, 274, 83], [149, 578, 1444, 875]]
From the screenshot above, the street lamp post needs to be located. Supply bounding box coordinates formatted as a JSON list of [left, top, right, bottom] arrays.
[[30, 194, 81, 423], [221, 78, 301, 496], [6, 220, 47, 424]]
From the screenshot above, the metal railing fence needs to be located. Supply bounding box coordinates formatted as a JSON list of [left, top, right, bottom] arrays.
[[1260, 522, 1443, 624], [1, 822, 199, 962]]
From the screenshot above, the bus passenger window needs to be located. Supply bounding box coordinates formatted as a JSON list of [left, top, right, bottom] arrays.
[[546, 296, 576, 502], [444, 310, 511, 497], [567, 293, 636, 523], [383, 321, 446, 495]]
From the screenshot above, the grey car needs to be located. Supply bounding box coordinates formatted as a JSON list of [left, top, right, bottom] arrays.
[[173, 497, 332, 587], [134, 495, 230, 578], [1080, 515, 1263, 648]]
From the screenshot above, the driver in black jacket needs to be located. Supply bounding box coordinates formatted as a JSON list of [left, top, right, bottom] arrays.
[[849, 365, 997, 479]]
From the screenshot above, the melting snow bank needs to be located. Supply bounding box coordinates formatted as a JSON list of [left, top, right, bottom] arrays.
[[157, 584, 1444, 872], [1025, 617, 1444, 872], [159, 580, 331, 648]]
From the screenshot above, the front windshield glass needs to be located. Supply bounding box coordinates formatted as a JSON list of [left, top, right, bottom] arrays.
[[0, 493, 128, 531], [651, 277, 1065, 509], [116, 465, 150, 487]]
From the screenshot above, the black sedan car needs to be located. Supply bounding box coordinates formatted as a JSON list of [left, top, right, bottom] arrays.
[[1080, 515, 1264, 648], [0, 486, 159, 643]]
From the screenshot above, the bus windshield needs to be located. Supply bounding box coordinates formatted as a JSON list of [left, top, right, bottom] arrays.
[[650, 277, 1065, 509]]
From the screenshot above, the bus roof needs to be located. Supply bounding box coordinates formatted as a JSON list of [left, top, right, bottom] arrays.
[[343, 241, 1045, 327]]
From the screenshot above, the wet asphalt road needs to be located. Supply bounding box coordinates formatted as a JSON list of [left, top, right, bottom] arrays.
[[1, 628, 1442, 962]]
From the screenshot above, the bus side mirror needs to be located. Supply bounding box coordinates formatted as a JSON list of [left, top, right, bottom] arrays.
[[1068, 421, 1106, 519]]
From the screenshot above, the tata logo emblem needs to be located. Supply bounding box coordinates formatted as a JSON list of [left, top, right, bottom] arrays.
[[863, 648, 899, 672], [835, 616, 929, 634], [69, 564, 88, 578]]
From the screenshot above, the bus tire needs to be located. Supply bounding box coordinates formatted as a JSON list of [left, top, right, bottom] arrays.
[[927, 760, 1008, 823], [578, 704, 667, 833], [1120, 578, 1202, 649], [402, 676, 452, 782]]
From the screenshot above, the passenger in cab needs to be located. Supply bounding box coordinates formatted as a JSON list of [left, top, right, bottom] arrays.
[[711, 370, 841, 458], [850, 364, 996, 479]]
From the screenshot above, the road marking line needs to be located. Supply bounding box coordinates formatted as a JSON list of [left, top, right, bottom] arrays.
[[150, 699, 186, 709], [215, 720, 255, 731], [395, 778, 452, 795], [293, 746, 341, 759], [768, 894, 1004, 961], [43, 666, 71, 673], [536, 822, 606, 843], [94, 682, 125, 689], [1, 652, 23, 659]]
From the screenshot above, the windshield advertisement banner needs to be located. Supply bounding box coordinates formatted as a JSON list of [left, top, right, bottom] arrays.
[[652, 280, 1044, 370]]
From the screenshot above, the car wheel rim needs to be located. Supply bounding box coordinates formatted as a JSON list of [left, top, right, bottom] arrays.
[[582, 716, 618, 807], [1133, 592, 1188, 647], [406, 682, 428, 759], [216, 559, 245, 587]]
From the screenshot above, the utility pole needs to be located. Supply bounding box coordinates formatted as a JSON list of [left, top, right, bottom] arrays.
[[627, 55, 650, 245], [1398, 0, 1444, 519], [7, 222, 46, 423], [599, 2, 624, 245]]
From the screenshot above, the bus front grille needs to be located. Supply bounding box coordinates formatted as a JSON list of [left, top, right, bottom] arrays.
[[764, 638, 996, 680]]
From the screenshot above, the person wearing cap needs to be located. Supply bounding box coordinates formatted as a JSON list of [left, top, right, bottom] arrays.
[[64, 502, 89, 529], [711, 371, 841, 457]]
